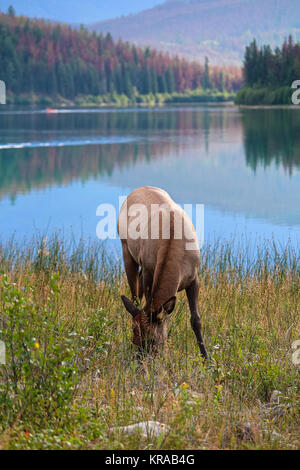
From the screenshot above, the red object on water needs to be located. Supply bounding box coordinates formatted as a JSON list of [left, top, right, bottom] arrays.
[[46, 107, 58, 113]]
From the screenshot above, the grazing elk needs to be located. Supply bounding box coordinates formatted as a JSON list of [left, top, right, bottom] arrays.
[[118, 186, 207, 359]]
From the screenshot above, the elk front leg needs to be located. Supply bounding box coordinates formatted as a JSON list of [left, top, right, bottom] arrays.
[[122, 241, 140, 302], [186, 278, 207, 360], [138, 268, 144, 301], [142, 269, 153, 306]]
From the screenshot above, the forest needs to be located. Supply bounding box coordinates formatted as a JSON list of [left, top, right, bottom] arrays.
[[0, 9, 242, 104], [236, 36, 300, 105]]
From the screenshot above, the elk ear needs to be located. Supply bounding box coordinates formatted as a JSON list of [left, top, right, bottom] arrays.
[[121, 295, 140, 319], [163, 296, 176, 314]]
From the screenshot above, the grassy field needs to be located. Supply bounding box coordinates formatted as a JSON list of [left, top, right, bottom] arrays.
[[0, 235, 299, 450]]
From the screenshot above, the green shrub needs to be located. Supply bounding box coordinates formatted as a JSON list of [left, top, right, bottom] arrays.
[[0, 273, 80, 427], [235, 87, 293, 105]]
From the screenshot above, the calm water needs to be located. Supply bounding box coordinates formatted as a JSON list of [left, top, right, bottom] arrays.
[[0, 105, 300, 253]]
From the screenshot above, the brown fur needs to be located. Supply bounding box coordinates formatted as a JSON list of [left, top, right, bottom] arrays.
[[118, 186, 207, 359]]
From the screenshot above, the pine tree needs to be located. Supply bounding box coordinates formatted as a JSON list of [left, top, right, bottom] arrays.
[[166, 68, 175, 93], [7, 5, 15, 16], [219, 71, 225, 92], [141, 64, 152, 94], [158, 75, 167, 93], [122, 64, 133, 98], [202, 57, 211, 89]]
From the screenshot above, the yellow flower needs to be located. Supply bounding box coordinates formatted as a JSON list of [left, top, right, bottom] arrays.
[[34, 342, 40, 349], [110, 388, 115, 399], [180, 382, 190, 390]]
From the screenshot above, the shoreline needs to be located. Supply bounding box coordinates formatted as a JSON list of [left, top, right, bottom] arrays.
[[237, 104, 300, 110], [4, 91, 236, 109], [3, 100, 300, 111]]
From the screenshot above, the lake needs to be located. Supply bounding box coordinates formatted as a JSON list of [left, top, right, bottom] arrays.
[[0, 105, 299, 254]]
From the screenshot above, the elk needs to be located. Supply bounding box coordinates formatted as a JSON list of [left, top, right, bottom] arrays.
[[118, 186, 207, 359]]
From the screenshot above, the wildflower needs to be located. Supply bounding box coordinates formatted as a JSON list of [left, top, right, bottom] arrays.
[[180, 382, 190, 390], [34, 342, 40, 349], [110, 388, 115, 399]]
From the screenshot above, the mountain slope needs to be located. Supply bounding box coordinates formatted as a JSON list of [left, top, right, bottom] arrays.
[[0, 1, 162, 24], [89, 0, 300, 65]]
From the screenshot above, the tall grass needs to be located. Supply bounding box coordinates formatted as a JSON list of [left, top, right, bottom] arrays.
[[0, 235, 299, 450]]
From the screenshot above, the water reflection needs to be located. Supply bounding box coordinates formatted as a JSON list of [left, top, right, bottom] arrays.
[[242, 109, 300, 174], [0, 106, 299, 241], [0, 107, 241, 199]]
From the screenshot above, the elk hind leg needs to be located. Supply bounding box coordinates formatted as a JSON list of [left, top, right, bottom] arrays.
[[186, 278, 207, 360], [122, 242, 140, 302]]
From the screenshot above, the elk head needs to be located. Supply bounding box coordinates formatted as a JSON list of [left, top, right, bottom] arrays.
[[121, 295, 176, 353]]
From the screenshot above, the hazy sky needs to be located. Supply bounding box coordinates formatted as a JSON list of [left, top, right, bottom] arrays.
[[0, 1, 164, 23]]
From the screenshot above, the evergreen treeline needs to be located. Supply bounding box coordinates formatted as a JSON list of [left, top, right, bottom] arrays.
[[236, 36, 300, 105], [0, 10, 242, 102]]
